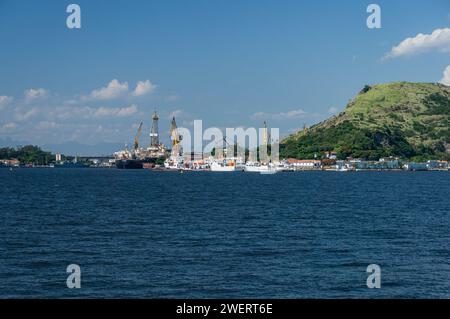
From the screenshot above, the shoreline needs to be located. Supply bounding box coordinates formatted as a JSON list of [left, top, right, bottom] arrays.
[[2, 166, 449, 172]]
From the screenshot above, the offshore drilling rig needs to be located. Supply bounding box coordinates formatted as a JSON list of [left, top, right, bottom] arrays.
[[114, 111, 169, 169], [150, 111, 160, 147]]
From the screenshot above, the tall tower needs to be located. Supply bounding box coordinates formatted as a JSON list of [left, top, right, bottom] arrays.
[[150, 111, 159, 146], [262, 121, 269, 146]]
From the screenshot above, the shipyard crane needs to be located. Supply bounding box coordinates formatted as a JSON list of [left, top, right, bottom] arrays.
[[134, 122, 143, 151], [211, 137, 233, 158], [170, 117, 182, 147]]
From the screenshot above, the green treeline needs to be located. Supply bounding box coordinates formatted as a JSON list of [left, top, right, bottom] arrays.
[[0, 145, 54, 165]]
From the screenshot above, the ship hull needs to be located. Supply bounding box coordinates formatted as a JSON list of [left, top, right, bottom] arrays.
[[115, 159, 144, 169], [54, 163, 90, 168], [244, 165, 269, 173], [210, 163, 235, 172]]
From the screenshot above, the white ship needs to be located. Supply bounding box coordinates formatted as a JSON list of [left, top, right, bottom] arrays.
[[210, 159, 236, 172], [273, 162, 293, 172], [244, 161, 269, 173]]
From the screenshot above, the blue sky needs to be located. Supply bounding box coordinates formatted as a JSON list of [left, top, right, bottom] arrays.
[[0, 0, 449, 152]]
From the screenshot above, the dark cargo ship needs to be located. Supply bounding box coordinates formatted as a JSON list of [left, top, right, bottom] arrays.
[[115, 159, 144, 169]]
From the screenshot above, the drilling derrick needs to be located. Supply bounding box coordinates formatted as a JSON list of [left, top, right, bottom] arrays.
[[150, 111, 159, 147]]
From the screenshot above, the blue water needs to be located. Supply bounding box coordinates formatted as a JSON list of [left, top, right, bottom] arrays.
[[1, 168, 449, 298]]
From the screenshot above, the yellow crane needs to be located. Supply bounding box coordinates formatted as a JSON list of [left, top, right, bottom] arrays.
[[134, 122, 143, 151], [170, 117, 181, 147]]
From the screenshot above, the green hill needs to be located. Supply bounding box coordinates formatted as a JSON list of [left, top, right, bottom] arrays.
[[280, 82, 450, 161]]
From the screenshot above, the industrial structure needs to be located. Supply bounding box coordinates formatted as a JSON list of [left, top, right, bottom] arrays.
[[163, 117, 184, 169], [114, 111, 168, 169]]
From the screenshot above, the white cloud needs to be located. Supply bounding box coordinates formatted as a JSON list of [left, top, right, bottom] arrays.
[[77, 79, 158, 102], [89, 79, 129, 100], [440, 66, 450, 86], [37, 121, 59, 130], [15, 107, 39, 121], [251, 108, 308, 120], [25, 88, 48, 102], [0, 122, 17, 132], [0, 95, 13, 107], [93, 105, 138, 118], [384, 28, 450, 59], [132, 80, 157, 97]]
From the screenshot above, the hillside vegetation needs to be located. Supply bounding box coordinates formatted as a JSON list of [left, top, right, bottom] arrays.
[[281, 82, 450, 161]]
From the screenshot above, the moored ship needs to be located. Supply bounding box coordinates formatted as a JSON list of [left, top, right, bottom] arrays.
[[115, 159, 144, 169], [210, 159, 236, 172]]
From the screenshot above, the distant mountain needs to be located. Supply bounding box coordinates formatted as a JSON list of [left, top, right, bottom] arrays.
[[41, 141, 124, 156], [281, 82, 450, 161], [0, 138, 123, 156], [0, 137, 30, 148]]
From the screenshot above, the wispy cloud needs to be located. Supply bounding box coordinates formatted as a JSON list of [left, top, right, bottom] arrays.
[[24, 88, 48, 102], [15, 107, 40, 121], [0, 122, 17, 132], [440, 66, 450, 86], [0, 95, 13, 110], [92, 105, 138, 118], [165, 95, 180, 102], [36, 121, 60, 130], [0, 95, 13, 105], [0, 83, 155, 145], [251, 108, 308, 120], [384, 28, 450, 60]]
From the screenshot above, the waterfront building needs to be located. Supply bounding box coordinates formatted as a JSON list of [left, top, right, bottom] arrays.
[[404, 162, 429, 171], [426, 160, 448, 170], [0, 158, 20, 167], [351, 158, 401, 170], [325, 151, 337, 160], [287, 159, 321, 170]]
